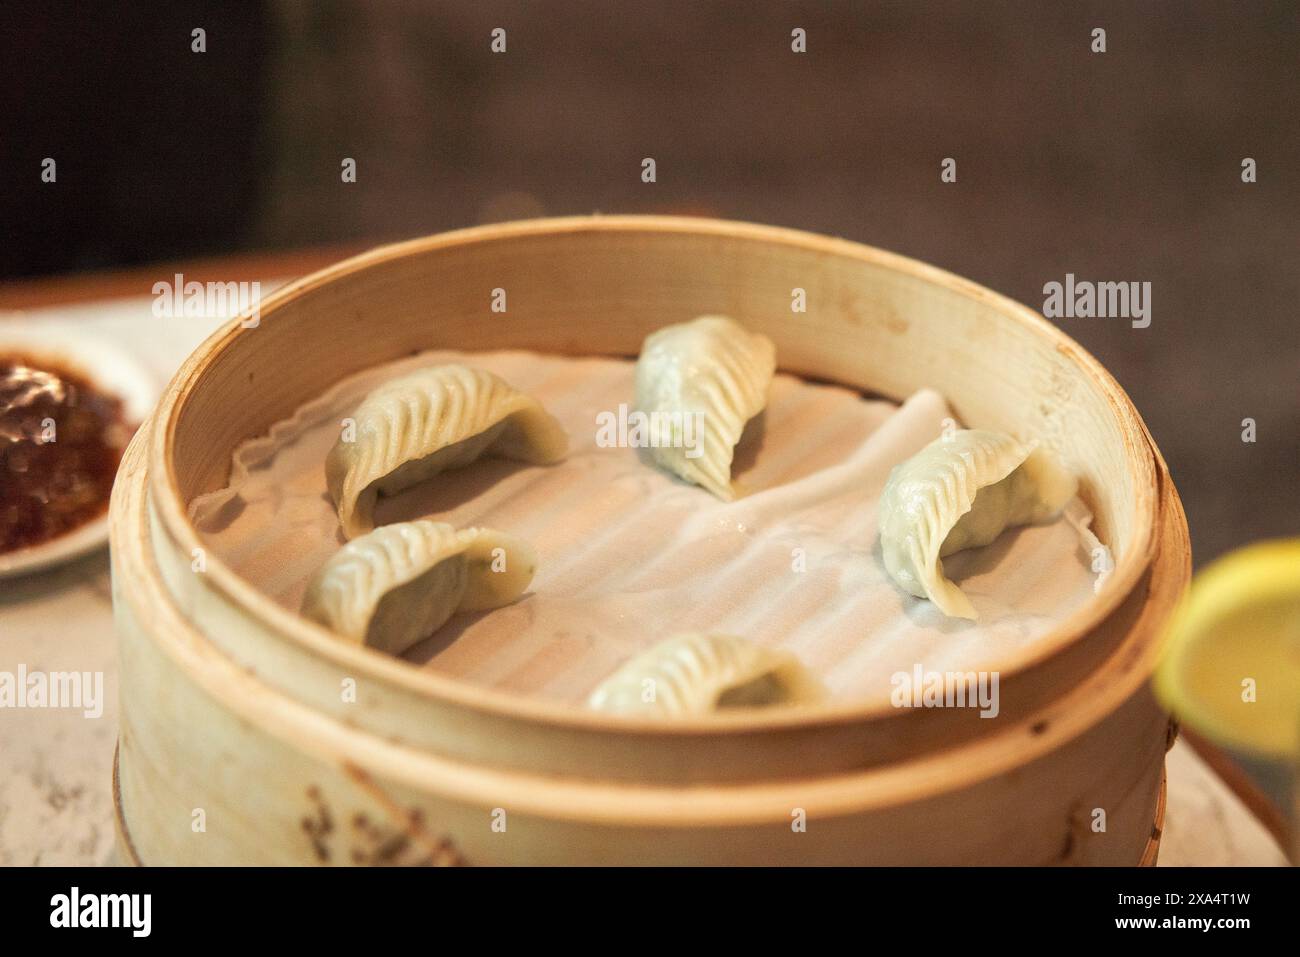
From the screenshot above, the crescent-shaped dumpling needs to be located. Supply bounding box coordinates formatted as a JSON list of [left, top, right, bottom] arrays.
[[301, 520, 536, 656], [878, 429, 1078, 620], [326, 364, 568, 539], [633, 316, 775, 500], [587, 633, 824, 716]]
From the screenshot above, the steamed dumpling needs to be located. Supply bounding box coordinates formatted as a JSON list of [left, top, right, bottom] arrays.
[[633, 316, 775, 500], [587, 633, 824, 716], [301, 520, 536, 656], [878, 429, 1078, 620], [326, 364, 567, 539]]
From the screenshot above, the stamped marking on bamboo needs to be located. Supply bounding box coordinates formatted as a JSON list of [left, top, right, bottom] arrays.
[[306, 784, 462, 866], [341, 765, 468, 865], [350, 807, 462, 866], [302, 786, 334, 863]]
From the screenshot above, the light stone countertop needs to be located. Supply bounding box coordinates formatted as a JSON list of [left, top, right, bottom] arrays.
[[0, 295, 1288, 867]]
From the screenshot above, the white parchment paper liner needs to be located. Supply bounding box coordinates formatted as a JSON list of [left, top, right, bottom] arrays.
[[190, 350, 1102, 707]]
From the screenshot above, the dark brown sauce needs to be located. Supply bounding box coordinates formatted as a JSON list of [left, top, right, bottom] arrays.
[[0, 352, 135, 553]]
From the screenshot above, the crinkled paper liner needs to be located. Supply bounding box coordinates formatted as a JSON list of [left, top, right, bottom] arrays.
[[190, 350, 1103, 707]]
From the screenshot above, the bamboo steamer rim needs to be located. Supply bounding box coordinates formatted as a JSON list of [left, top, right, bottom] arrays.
[[146, 215, 1163, 735]]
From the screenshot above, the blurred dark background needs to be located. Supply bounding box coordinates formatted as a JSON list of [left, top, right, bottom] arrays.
[[1, 1, 1296, 565]]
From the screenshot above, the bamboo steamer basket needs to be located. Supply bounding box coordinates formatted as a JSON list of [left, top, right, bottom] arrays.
[[109, 216, 1189, 865]]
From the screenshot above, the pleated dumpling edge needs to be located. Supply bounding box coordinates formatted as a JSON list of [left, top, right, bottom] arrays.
[[633, 315, 775, 500], [301, 519, 537, 656], [878, 429, 1079, 620], [325, 363, 568, 539], [587, 633, 825, 716]]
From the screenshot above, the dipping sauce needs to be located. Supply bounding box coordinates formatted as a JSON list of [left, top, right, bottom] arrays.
[[0, 353, 135, 553]]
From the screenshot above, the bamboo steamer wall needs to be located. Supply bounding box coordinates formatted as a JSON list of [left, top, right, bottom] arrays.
[[109, 216, 1189, 865]]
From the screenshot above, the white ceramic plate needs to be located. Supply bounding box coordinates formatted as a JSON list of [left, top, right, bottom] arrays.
[[0, 321, 160, 578]]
